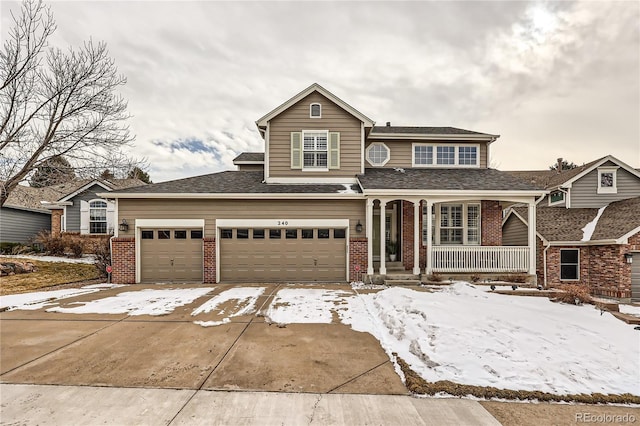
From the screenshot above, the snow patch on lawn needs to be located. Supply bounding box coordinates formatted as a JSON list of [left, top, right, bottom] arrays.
[[192, 287, 265, 317], [48, 287, 214, 316], [2, 254, 97, 264], [619, 304, 640, 317], [0, 288, 101, 311], [266, 288, 353, 323]]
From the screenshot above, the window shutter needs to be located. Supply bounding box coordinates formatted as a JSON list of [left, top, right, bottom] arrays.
[[291, 132, 302, 169], [106, 200, 115, 234], [80, 200, 89, 235], [329, 132, 340, 169]]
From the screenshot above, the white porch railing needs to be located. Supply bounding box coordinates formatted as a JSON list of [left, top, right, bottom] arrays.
[[431, 246, 530, 273]]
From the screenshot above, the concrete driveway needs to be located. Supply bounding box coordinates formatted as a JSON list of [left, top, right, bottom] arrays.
[[0, 283, 405, 394]]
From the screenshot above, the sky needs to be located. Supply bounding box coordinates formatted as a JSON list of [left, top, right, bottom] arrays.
[[2, 0, 639, 182]]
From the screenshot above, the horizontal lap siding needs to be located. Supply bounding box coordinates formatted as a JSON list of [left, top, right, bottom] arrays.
[[0, 207, 50, 243], [117, 199, 367, 237], [570, 163, 640, 208], [502, 214, 529, 246], [66, 184, 108, 232], [269, 92, 362, 177], [364, 140, 488, 169]]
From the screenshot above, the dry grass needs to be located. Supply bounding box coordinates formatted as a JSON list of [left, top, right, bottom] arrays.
[[394, 354, 640, 405], [0, 257, 101, 296]]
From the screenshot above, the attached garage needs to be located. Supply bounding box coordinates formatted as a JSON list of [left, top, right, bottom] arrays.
[[218, 220, 348, 282], [632, 253, 640, 302], [137, 219, 205, 283]]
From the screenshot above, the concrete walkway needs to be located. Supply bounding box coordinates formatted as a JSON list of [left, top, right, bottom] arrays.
[[0, 383, 502, 425]]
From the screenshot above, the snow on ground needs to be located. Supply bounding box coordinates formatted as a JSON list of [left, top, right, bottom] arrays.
[[0, 288, 101, 311], [619, 304, 640, 317], [191, 287, 265, 326], [48, 287, 214, 316], [266, 288, 353, 323], [1, 254, 97, 264]]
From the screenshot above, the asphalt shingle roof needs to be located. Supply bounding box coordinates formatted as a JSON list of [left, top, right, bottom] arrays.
[[110, 171, 361, 194], [370, 126, 490, 136], [357, 168, 541, 191], [233, 152, 265, 163], [505, 157, 605, 190]]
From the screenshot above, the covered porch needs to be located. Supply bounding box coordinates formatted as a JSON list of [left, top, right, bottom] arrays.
[[365, 196, 539, 278]]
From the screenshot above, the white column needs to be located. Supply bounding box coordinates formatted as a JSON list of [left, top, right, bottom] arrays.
[[528, 200, 537, 275], [366, 198, 374, 275], [379, 199, 387, 275], [425, 200, 433, 275], [413, 200, 421, 275]]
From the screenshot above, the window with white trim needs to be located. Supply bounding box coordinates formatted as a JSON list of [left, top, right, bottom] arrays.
[[560, 249, 579, 280], [422, 203, 481, 245], [366, 143, 390, 166], [549, 190, 564, 205], [413, 143, 480, 167], [597, 167, 618, 194], [89, 200, 107, 234], [310, 103, 321, 118], [303, 131, 328, 169]]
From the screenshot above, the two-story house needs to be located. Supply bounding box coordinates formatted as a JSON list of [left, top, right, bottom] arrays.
[[504, 156, 640, 301], [104, 84, 544, 285]]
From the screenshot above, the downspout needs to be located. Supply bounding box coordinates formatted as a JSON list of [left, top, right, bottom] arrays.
[[543, 242, 550, 288]]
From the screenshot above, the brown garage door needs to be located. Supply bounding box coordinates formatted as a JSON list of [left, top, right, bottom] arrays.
[[219, 228, 346, 282], [140, 228, 203, 283], [632, 253, 640, 302]]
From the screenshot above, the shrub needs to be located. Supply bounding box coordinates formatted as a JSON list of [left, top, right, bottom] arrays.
[[0, 242, 21, 254], [498, 273, 529, 283], [470, 274, 481, 283], [35, 231, 65, 256], [553, 284, 592, 305], [425, 273, 443, 282], [90, 238, 111, 277]]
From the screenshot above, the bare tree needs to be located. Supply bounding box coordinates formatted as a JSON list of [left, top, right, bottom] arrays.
[[0, 0, 137, 205]]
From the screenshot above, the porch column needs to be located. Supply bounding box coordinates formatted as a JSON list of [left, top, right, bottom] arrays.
[[366, 198, 374, 275], [379, 199, 387, 275], [425, 200, 433, 275], [413, 200, 421, 275], [528, 200, 537, 275]]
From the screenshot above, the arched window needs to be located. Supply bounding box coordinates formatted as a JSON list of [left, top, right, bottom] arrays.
[[310, 103, 321, 118], [89, 200, 108, 234]]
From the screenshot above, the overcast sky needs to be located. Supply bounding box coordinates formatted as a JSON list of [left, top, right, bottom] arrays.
[[2, 0, 639, 182]]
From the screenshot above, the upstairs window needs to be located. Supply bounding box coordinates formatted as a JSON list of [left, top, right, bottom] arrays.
[[303, 131, 328, 168], [89, 200, 107, 234], [366, 143, 390, 166], [413, 144, 480, 167], [310, 103, 321, 118], [549, 190, 564, 205], [597, 167, 618, 194]]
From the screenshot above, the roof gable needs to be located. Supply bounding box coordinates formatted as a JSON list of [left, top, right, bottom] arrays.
[[255, 83, 375, 128], [561, 155, 640, 189]]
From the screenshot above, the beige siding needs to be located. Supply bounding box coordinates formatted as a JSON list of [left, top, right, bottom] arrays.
[[237, 164, 264, 172], [364, 140, 488, 169], [118, 198, 366, 237], [502, 214, 529, 246], [570, 162, 640, 208], [268, 92, 362, 178]]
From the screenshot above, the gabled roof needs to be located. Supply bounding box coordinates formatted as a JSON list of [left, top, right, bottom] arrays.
[[103, 171, 361, 198], [357, 168, 541, 192], [510, 196, 640, 243], [505, 155, 640, 190], [233, 152, 264, 164], [369, 126, 498, 141], [57, 178, 145, 202], [255, 83, 375, 128]]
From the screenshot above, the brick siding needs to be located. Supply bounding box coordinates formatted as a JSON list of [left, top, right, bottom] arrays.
[[111, 237, 135, 284], [402, 201, 414, 271], [50, 209, 63, 236], [481, 200, 502, 246], [204, 237, 216, 283], [349, 237, 368, 282]]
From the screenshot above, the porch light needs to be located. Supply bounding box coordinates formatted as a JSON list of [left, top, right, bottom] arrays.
[[624, 253, 633, 264], [119, 219, 129, 232], [356, 220, 363, 233]]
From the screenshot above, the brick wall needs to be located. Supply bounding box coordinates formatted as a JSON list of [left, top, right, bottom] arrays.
[[111, 237, 135, 284], [349, 237, 368, 282], [402, 201, 414, 271], [481, 200, 502, 246], [419, 201, 426, 269], [203, 237, 216, 283], [51, 209, 63, 236], [589, 244, 631, 298], [545, 246, 590, 287]]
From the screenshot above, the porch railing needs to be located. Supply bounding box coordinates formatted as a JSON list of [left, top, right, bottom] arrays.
[[431, 246, 530, 273]]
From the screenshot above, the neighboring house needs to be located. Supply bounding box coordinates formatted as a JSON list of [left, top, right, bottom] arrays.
[[504, 156, 640, 301], [105, 83, 544, 285]]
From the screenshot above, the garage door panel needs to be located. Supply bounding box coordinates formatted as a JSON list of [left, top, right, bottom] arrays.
[[140, 228, 203, 283]]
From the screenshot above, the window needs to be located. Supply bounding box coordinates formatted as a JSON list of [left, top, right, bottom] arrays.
[[141, 230, 154, 239], [310, 103, 321, 118], [318, 229, 330, 239], [253, 229, 265, 239], [174, 230, 187, 239], [597, 167, 618, 194], [221, 229, 233, 239], [302, 229, 314, 239], [286, 229, 298, 239], [560, 249, 579, 280], [413, 144, 479, 167], [422, 203, 480, 245], [303, 131, 328, 169], [89, 200, 107, 234], [158, 230, 171, 239], [440, 205, 463, 244], [334, 229, 346, 239], [421, 204, 435, 244], [237, 229, 249, 239], [191, 230, 203, 239], [269, 229, 281, 239], [467, 204, 480, 245], [366, 143, 390, 166], [549, 191, 564, 205]]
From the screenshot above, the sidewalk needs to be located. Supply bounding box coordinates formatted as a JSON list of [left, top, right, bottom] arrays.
[[0, 383, 501, 425]]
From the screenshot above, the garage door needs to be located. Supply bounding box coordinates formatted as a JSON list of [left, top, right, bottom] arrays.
[[140, 228, 203, 283], [219, 227, 346, 282], [632, 253, 640, 302]]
